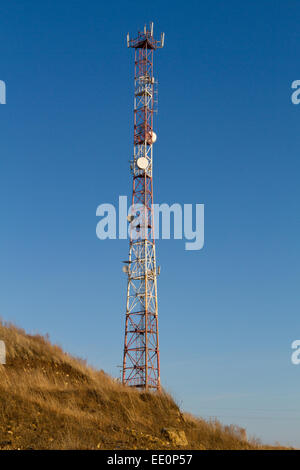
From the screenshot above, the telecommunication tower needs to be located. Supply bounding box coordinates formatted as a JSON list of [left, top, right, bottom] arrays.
[[122, 23, 164, 390]]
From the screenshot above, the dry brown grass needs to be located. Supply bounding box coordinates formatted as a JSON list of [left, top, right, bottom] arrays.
[[0, 320, 289, 450]]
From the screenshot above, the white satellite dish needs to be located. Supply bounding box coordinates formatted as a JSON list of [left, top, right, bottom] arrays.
[[137, 157, 149, 170], [151, 131, 157, 143], [146, 131, 157, 145], [122, 265, 129, 274]]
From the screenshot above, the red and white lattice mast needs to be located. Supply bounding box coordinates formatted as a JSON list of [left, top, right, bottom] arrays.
[[122, 23, 164, 390]]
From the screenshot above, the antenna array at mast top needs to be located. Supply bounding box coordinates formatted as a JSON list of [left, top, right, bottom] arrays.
[[127, 22, 165, 49]]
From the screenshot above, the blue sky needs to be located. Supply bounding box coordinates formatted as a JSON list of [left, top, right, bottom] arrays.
[[0, 0, 300, 447]]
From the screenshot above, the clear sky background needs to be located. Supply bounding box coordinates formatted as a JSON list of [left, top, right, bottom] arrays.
[[0, 0, 299, 447]]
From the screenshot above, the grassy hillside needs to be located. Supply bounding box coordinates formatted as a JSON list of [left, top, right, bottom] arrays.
[[0, 320, 288, 450]]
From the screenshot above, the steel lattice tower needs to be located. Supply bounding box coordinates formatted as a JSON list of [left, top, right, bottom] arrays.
[[122, 23, 164, 390]]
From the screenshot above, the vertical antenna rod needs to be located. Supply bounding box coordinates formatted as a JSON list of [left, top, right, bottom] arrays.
[[122, 22, 164, 390]]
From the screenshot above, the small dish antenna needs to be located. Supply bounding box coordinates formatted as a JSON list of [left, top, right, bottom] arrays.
[[146, 131, 157, 144], [137, 157, 149, 170], [151, 131, 157, 143]]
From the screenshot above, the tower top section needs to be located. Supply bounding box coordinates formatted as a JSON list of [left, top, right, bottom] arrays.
[[127, 22, 165, 50]]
